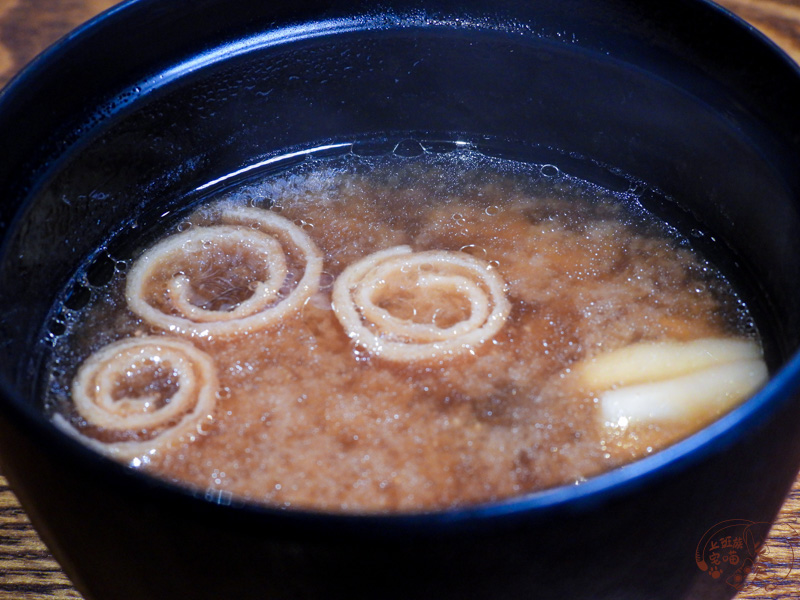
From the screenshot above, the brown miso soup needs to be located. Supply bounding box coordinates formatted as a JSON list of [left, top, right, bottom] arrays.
[[42, 148, 767, 512]]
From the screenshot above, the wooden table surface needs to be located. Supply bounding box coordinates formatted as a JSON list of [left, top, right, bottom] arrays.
[[1, 0, 800, 599]]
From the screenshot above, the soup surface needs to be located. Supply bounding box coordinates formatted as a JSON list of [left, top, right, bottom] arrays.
[[44, 149, 766, 511]]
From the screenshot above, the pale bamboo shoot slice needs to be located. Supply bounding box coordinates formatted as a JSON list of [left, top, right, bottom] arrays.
[[601, 358, 767, 424], [579, 338, 761, 390]]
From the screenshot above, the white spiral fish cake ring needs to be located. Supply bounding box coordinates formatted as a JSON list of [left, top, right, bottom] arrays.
[[54, 336, 219, 460], [332, 246, 512, 361], [125, 207, 323, 338]]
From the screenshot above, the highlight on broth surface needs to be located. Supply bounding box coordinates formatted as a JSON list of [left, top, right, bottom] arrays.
[[43, 148, 767, 511]]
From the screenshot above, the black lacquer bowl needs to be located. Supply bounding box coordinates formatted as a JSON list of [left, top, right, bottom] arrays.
[[2, 1, 800, 599]]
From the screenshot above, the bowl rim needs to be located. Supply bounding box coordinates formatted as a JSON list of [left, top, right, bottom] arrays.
[[1, 0, 800, 531]]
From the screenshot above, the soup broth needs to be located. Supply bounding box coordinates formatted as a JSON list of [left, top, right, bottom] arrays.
[[43, 148, 765, 511]]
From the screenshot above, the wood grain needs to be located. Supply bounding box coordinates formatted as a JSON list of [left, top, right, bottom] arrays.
[[0, 485, 81, 600], [717, 0, 800, 63], [0, 1, 799, 599], [0, 0, 118, 88]]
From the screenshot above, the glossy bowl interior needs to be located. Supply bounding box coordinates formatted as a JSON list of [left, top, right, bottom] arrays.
[[2, 1, 800, 599]]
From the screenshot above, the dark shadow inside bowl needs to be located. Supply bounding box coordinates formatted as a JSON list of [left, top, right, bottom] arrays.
[[1, 1, 800, 599]]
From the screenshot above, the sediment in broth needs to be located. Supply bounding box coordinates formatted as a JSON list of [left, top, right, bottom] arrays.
[[43, 150, 765, 511]]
